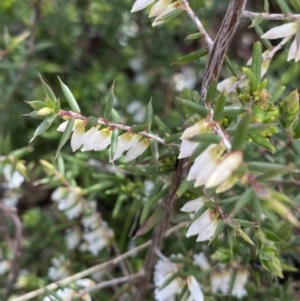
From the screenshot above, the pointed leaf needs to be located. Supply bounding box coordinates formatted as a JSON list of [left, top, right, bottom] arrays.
[[111, 108, 121, 123], [176, 177, 193, 197], [276, 0, 291, 13], [178, 98, 209, 117], [231, 113, 250, 151], [25, 100, 46, 110], [264, 0, 269, 12], [213, 92, 226, 121], [40, 75, 57, 104], [210, 219, 226, 242], [132, 123, 147, 133], [225, 55, 239, 77], [155, 7, 183, 23], [146, 98, 153, 132], [185, 32, 203, 40], [150, 139, 159, 166], [243, 67, 258, 93], [110, 128, 119, 162], [256, 25, 272, 48], [189, 133, 221, 144], [230, 187, 253, 217], [251, 42, 262, 81], [290, 0, 300, 12], [29, 115, 55, 142], [58, 77, 81, 112], [55, 119, 75, 158], [104, 82, 115, 121], [205, 81, 217, 104], [171, 48, 208, 65]]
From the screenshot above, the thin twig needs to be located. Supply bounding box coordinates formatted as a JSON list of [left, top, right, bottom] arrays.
[[243, 10, 300, 21], [227, 36, 292, 94], [9, 222, 187, 301], [180, 0, 213, 49], [58, 110, 176, 147]]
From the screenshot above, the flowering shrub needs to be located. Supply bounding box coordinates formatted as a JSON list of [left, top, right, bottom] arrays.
[[1, 0, 300, 301]]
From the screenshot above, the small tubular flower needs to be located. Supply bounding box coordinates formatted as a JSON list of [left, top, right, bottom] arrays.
[[149, 0, 171, 17], [152, 1, 182, 27], [193, 252, 211, 271], [231, 268, 248, 299], [186, 275, 204, 301], [111, 132, 142, 161], [205, 151, 243, 189], [210, 268, 232, 294], [82, 128, 112, 151], [124, 138, 149, 161], [261, 22, 300, 62], [181, 198, 219, 242]]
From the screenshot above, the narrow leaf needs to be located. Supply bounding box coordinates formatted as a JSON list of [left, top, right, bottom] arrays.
[[256, 25, 272, 48], [171, 48, 208, 65], [225, 55, 239, 77], [189, 133, 221, 144], [110, 128, 119, 162], [39, 75, 57, 104], [145, 98, 153, 132], [55, 119, 75, 158], [276, 0, 291, 13], [176, 177, 193, 197], [185, 32, 203, 40], [243, 67, 258, 93], [248, 161, 287, 172], [205, 81, 217, 104], [150, 140, 159, 166], [230, 187, 253, 217], [231, 113, 250, 151], [269, 86, 285, 103], [155, 7, 183, 23], [29, 115, 55, 143], [224, 106, 246, 116], [25, 100, 46, 110], [251, 42, 262, 81], [210, 219, 226, 242], [213, 92, 226, 121], [290, 0, 300, 12], [178, 98, 210, 117], [132, 123, 147, 133], [58, 77, 81, 112], [103, 81, 115, 121], [264, 0, 269, 12]]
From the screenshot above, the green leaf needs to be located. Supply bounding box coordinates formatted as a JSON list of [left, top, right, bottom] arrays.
[[132, 123, 147, 133], [189, 133, 221, 144], [55, 119, 75, 158], [171, 48, 208, 65], [176, 177, 193, 197], [165, 133, 181, 144], [251, 42, 262, 81], [184, 32, 203, 40], [40, 76, 57, 104], [112, 195, 127, 218], [178, 98, 210, 117], [235, 228, 255, 245], [255, 25, 272, 48], [154, 116, 171, 134], [150, 140, 159, 166], [205, 81, 217, 104], [191, 204, 207, 223], [223, 106, 246, 117], [54, 99, 61, 114], [155, 7, 183, 23], [249, 132, 276, 153], [58, 77, 81, 112], [111, 108, 121, 123], [87, 116, 99, 127], [243, 67, 258, 93], [103, 81, 115, 121], [224, 55, 239, 77], [45, 97, 55, 110], [231, 113, 250, 151], [119, 164, 173, 175], [145, 98, 153, 132], [250, 195, 262, 223], [23, 110, 45, 119], [110, 128, 118, 162], [25, 100, 46, 110], [210, 219, 226, 242], [247, 161, 287, 172], [270, 86, 285, 103], [29, 115, 55, 143], [290, 0, 300, 12], [157, 273, 177, 291], [213, 92, 226, 121], [46, 112, 57, 124], [264, 0, 270, 11], [192, 91, 200, 103], [230, 187, 253, 217], [134, 208, 166, 238], [276, 0, 291, 13], [248, 14, 263, 28]]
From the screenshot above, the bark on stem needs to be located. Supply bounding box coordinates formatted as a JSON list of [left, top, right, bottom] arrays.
[[133, 2, 248, 299]]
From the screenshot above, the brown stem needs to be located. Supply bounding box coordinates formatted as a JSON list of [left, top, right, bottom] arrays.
[[133, 0, 248, 299], [201, 0, 247, 99]]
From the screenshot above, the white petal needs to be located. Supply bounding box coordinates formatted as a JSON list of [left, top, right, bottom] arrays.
[[186, 276, 204, 301], [217, 77, 236, 92], [181, 120, 209, 140], [231, 269, 248, 299], [149, 0, 171, 17], [57, 121, 69, 132], [193, 253, 211, 271], [131, 0, 155, 12], [178, 140, 198, 159], [152, 1, 181, 27], [205, 152, 243, 189], [261, 22, 297, 39], [71, 128, 85, 152], [194, 160, 218, 187], [186, 210, 211, 237], [82, 129, 111, 151], [180, 198, 205, 213], [112, 133, 142, 161], [155, 278, 183, 301], [75, 278, 96, 288], [125, 139, 149, 161]]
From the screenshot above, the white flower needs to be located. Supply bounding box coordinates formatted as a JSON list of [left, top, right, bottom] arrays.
[[149, 0, 171, 17], [261, 22, 300, 62], [65, 228, 81, 250], [193, 253, 211, 271], [111, 132, 142, 161], [231, 268, 248, 299], [57, 119, 86, 152], [82, 128, 112, 151], [186, 275, 204, 301], [48, 256, 70, 281], [43, 288, 75, 301], [0, 260, 11, 275], [178, 140, 199, 159], [181, 199, 219, 242], [152, 1, 181, 27], [76, 278, 95, 288], [124, 138, 149, 161], [217, 77, 237, 92], [153, 256, 184, 301], [188, 143, 225, 185], [210, 268, 232, 294], [3, 165, 24, 189], [131, 0, 156, 12], [205, 151, 243, 189]]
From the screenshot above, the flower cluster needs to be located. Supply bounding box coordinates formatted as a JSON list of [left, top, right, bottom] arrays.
[[1, 164, 24, 208], [58, 121, 149, 162], [51, 188, 114, 256], [43, 278, 95, 301], [131, 0, 182, 27], [193, 252, 249, 299], [154, 255, 204, 301], [179, 120, 244, 193], [181, 198, 220, 242]]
